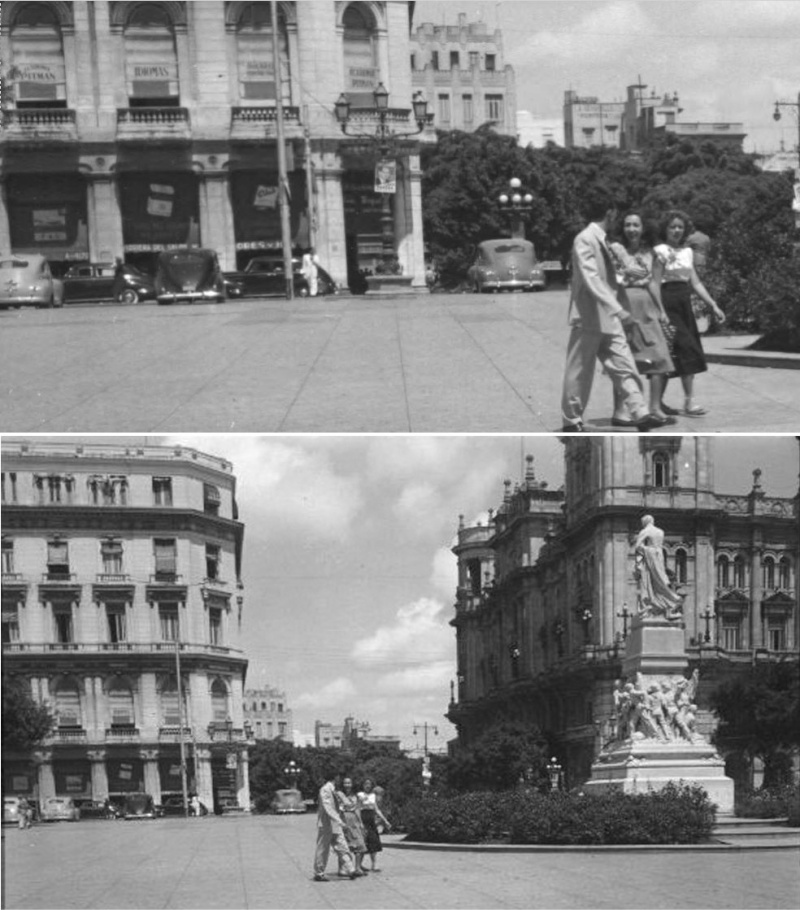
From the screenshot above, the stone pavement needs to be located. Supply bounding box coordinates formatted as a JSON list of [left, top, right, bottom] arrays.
[[2, 814, 799, 910], [0, 291, 798, 433]]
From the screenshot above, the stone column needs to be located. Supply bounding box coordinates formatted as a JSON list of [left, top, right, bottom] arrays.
[[85, 170, 124, 263], [194, 745, 214, 810], [139, 673, 159, 740], [196, 159, 236, 271], [33, 750, 56, 804], [238, 748, 251, 811], [750, 533, 763, 649], [394, 153, 426, 287], [314, 147, 347, 288], [0, 180, 11, 255], [140, 748, 160, 800], [88, 749, 109, 800]]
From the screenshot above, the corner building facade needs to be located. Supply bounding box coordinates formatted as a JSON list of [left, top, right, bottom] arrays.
[[448, 438, 799, 790], [0, 1, 432, 288], [1, 441, 251, 815]]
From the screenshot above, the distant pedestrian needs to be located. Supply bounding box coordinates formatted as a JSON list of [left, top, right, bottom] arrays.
[[653, 210, 725, 417], [301, 249, 319, 297], [312, 767, 358, 882], [560, 187, 663, 432], [190, 794, 201, 817], [17, 798, 32, 829], [358, 778, 391, 872]]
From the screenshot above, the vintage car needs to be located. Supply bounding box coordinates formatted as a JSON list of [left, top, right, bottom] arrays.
[[72, 798, 120, 820], [467, 239, 547, 293], [223, 256, 336, 299], [40, 796, 80, 822], [154, 247, 227, 305], [62, 261, 155, 305], [122, 792, 158, 819], [270, 788, 306, 814], [0, 253, 64, 309]]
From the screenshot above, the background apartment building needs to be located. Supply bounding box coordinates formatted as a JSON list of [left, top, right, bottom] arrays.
[[448, 438, 798, 789], [1, 440, 250, 814], [410, 12, 516, 136], [243, 686, 291, 741], [0, 1, 433, 289]]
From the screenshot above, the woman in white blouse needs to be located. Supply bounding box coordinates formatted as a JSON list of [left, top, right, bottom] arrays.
[[357, 778, 391, 871], [653, 210, 725, 416]]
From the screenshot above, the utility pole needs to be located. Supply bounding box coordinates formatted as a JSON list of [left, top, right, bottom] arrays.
[[174, 639, 189, 818], [271, 0, 294, 300], [413, 722, 438, 756], [302, 105, 316, 255]]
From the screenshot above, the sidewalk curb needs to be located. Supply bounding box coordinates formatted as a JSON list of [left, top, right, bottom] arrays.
[[386, 839, 800, 854], [706, 351, 800, 370]]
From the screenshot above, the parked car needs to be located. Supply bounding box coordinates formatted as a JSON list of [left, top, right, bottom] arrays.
[[270, 789, 306, 814], [72, 798, 119, 820], [160, 795, 208, 817], [122, 792, 158, 819], [40, 796, 80, 822], [0, 253, 63, 309], [467, 239, 547, 293], [223, 256, 336, 299], [154, 247, 227, 305], [62, 261, 155, 305], [3, 796, 30, 825]]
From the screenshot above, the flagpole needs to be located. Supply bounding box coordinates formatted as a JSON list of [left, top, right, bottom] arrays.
[[271, 0, 294, 301]]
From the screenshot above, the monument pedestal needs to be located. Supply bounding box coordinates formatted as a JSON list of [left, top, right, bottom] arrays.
[[586, 615, 734, 813], [365, 275, 416, 296]]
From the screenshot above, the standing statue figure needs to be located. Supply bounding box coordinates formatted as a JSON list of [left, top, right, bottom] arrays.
[[634, 515, 684, 620]]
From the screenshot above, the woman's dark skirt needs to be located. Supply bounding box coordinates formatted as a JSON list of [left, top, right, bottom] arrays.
[[661, 281, 707, 377], [361, 808, 382, 854]]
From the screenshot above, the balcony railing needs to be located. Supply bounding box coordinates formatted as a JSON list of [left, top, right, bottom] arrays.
[[2, 108, 78, 140], [2, 641, 245, 657], [231, 105, 300, 124], [41, 572, 78, 583], [208, 724, 245, 744], [105, 726, 140, 743], [149, 573, 183, 584], [54, 727, 87, 743], [2, 572, 26, 583], [117, 107, 189, 126], [96, 573, 132, 584], [159, 725, 193, 744]]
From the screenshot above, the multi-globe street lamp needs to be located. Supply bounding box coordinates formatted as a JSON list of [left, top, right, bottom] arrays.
[[284, 759, 301, 788], [335, 84, 429, 274], [547, 756, 562, 791], [773, 92, 800, 153], [497, 177, 534, 240]]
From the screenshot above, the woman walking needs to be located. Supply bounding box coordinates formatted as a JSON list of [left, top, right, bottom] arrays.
[[358, 778, 392, 871], [335, 776, 368, 876], [653, 210, 725, 416], [609, 211, 676, 426]]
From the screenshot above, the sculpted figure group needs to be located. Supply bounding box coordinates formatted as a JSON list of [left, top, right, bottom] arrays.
[[612, 669, 701, 745]]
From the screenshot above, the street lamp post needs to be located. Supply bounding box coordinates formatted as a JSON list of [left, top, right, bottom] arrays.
[[547, 756, 562, 791], [335, 84, 428, 275], [413, 722, 438, 757], [284, 759, 300, 789], [773, 92, 800, 154], [497, 177, 534, 240]]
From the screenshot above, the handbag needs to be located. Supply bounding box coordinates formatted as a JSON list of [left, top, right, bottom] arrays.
[[660, 320, 677, 355], [624, 321, 656, 371]]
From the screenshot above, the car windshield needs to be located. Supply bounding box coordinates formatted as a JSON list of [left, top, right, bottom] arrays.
[[0, 259, 30, 269], [489, 244, 529, 254]]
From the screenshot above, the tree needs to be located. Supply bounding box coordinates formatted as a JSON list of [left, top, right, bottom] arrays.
[[710, 660, 800, 788], [2, 675, 55, 750]]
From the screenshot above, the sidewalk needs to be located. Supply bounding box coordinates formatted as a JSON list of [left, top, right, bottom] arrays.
[[2, 814, 798, 910], [702, 333, 800, 370]]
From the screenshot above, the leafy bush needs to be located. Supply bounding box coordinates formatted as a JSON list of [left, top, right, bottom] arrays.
[[735, 783, 800, 820], [399, 783, 716, 845]]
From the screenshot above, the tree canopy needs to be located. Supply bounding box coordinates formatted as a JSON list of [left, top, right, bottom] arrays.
[[2, 675, 55, 750]]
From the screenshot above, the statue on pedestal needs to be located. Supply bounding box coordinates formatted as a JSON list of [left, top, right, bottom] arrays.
[[611, 670, 702, 745], [634, 515, 684, 620]]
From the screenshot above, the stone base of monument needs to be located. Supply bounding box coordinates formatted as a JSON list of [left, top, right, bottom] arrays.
[[585, 738, 734, 813], [365, 275, 416, 295]]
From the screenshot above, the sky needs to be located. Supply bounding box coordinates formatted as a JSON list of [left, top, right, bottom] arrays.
[[412, 0, 800, 154], [149, 433, 799, 754]]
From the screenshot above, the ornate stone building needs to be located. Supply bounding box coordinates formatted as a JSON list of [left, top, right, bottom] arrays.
[[243, 686, 292, 741], [447, 438, 799, 789], [0, 1, 433, 288], [410, 13, 516, 136], [1, 440, 250, 814]]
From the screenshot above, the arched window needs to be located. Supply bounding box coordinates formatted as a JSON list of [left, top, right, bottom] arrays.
[[343, 3, 379, 106], [124, 3, 180, 107], [733, 555, 746, 589], [54, 680, 82, 728], [108, 683, 135, 727], [9, 3, 67, 109], [674, 548, 687, 584], [762, 555, 776, 590], [159, 678, 186, 726], [716, 554, 730, 589], [211, 679, 229, 723], [235, 2, 290, 103], [778, 556, 791, 590], [652, 452, 670, 488]]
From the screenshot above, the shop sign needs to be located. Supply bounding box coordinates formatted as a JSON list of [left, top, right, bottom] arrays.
[[118, 762, 133, 781], [65, 775, 84, 792], [128, 63, 178, 82], [253, 185, 278, 209], [226, 753, 238, 770], [374, 159, 396, 194], [239, 57, 275, 81], [348, 65, 379, 92], [33, 208, 68, 243], [8, 62, 65, 83], [12, 776, 30, 791], [235, 240, 282, 251]]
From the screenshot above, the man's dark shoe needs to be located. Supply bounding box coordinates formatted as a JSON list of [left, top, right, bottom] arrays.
[[635, 413, 673, 431], [611, 417, 636, 428], [349, 871, 361, 880], [313, 874, 329, 882], [561, 423, 585, 432]]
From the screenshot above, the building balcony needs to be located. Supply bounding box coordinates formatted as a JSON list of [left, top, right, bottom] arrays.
[[159, 725, 193, 744], [116, 107, 191, 143], [2, 572, 28, 595], [2, 640, 245, 659], [41, 572, 78, 584], [96, 573, 132, 584], [1, 108, 78, 145], [53, 726, 87, 744], [105, 725, 140, 743], [207, 722, 245, 744], [230, 105, 302, 142]]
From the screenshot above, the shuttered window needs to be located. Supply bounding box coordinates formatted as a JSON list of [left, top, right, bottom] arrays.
[[154, 538, 177, 578], [108, 684, 134, 726], [343, 4, 379, 106], [55, 682, 81, 727], [211, 679, 229, 723], [235, 2, 290, 104], [9, 4, 67, 107], [123, 5, 179, 106]]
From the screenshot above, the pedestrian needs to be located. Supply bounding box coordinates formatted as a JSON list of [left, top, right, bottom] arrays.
[[190, 794, 201, 817], [336, 776, 368, 876], [358, 778, 391, 872], [301, 249, 319, 297], [312, 766, 359, 882], [17, 797, 32, 829], [652, 209, 726, 417], [560, 187, 665, 432], [607, 211, 676, 426]]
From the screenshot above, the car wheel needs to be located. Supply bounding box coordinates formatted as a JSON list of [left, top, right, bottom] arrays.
[[119, 288, 139, 305]]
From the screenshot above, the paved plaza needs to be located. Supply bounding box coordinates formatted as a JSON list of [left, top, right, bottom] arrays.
[[0, 290, 798, 433], [2, 814, 799, 910]]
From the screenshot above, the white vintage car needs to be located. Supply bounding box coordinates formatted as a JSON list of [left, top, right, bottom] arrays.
[[0, 253, 64, 309]]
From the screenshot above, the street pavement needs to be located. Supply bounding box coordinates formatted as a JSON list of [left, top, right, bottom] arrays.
[[2, 814, 799, 910], [0, 290, 798, 433]]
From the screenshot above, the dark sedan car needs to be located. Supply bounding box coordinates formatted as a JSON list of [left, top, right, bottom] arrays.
[[155, 248, 227, 305], [223, 256, 336, 299], [73, 798, 119, 820], [62, 262, 155, 305], [467, 239, 547, 293], [122, 792, 158, 819]]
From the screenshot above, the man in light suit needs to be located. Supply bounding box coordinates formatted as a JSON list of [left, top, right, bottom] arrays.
[[561, 189, 663, 432], [312, 766, 359, 882]]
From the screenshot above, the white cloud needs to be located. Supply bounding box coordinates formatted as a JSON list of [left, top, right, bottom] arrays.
[[430, 546, 457, 599], [294, 676, 357, 710], [351, 597, 453, 666], [374, 661, 455, 695]]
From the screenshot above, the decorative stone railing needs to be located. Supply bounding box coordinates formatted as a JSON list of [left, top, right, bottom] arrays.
[[117, 107, 190, 127], [2, 108, 76, 129]]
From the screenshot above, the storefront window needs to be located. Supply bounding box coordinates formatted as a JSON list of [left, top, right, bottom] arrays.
[[343, 4, 380, 106], [235, 2, 290, 103], [9, 4, 67, 109], [123, 4, 180, 107], [119, 172, 200, 256]]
